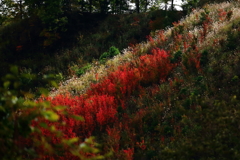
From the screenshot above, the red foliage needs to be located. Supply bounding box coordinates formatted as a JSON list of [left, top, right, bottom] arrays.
[[139, 48, 174, 84], [123, 148, 134, 160], [22, 47, 176, 159], [16, 45, 23, 51], [146, 35, 154, 44], [155, 30, 167, 47], [136, 140, 146, 150], [106, 126, 121, 152], [218, 9, 227, 21], [161, 136, 165, 143]]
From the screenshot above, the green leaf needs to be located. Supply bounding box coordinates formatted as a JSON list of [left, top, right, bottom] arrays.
[[3, 81, 10, 88], [85, 137, 94, 144], [11, 96, 18, 104], [79, 143, 87, 149], [23, 93, 35, 99], [23, 100, 37, 106], [91, 148, 100, 154], [40, 101, 51, 108], [39, 88, 49, 96], [54, 105, 66, 111], [62, 137, 79, 145], [50, 81, 58, 88], [50, 125, 57, 131], [5, 74, 15, 80], [70, 115, 84, 121], [39, 122, 48, 129], [42, 110, 59, 121], [13, 81, 20, 89], [68, 137, 79, 144], [0, 106, 6, 112], [10, 66, 18, 75], [94, 155, 105, 159]]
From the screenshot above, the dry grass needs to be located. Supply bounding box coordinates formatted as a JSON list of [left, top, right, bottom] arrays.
[[50, 0, 240, 97]]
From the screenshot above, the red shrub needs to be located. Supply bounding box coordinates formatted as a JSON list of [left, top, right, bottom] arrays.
[[123, 148, 134, 160], [23, 47, 177, 159]]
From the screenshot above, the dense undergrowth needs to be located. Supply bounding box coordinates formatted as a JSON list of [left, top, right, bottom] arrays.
[[2, 0, 240, 159], [0, 10, 183, 78]]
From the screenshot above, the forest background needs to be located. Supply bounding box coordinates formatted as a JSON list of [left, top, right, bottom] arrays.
[[0, 0, 224, 78]]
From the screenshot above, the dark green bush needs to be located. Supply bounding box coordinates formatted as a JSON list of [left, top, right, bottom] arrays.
[[76, 63, 92, 77], [200, 50, 209, 66], [99, 46, 120, 60], [171, 50, 183, 63]]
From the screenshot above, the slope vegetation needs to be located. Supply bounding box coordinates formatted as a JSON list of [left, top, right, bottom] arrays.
[[0, 10, 183, 78], [24, 1, 240, 159]]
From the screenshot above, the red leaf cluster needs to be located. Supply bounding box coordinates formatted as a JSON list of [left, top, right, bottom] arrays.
[[23, 48, 175, 159]]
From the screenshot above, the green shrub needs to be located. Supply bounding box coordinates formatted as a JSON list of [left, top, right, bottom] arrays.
[[171, 50, 183, 63], [99, 46, 120, 61], [200, 50, 209, 67], [0, 66, 58, 159], [76, 63, 92, 77]]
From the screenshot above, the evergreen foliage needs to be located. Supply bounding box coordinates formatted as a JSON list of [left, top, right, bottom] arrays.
[[99, 46, 120, 60]]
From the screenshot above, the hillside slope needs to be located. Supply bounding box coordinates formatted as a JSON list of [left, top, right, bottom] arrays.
[[0, 10, 183, 79], [23, 0, 240, 159]]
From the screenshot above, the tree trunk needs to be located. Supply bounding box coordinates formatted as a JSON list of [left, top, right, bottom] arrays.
[[89, 0, 92, 13], [19, 0, 23, 19], [136, 0, 140, 13], [81, 0, 84, 12], [171, 0, 174, 11], [144, 0, 148, 12]]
